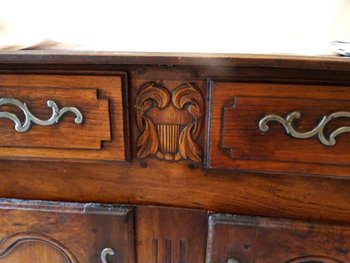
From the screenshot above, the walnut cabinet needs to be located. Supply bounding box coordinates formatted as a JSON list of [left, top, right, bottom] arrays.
[[0, 52, 349, 262]]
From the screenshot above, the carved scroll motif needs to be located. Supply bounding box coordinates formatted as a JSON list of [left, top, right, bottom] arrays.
[[0, 98, 83, 132], [0, 232, 79, 262], [135, 82, 204, 161]]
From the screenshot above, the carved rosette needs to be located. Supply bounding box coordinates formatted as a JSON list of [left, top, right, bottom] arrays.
[[135, 82, 204, 161]]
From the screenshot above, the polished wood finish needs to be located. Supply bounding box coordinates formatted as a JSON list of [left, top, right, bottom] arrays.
[[0, 53, 349, 263], [0, 159, 349, 223], [0, 199, 135, 263], [0, 242, 71, 263], [206, 214, 350, 263], [136, 206, 207, 263], [207, 81, 350, 177], [0, 73, 128, 162], [135, 81, 204, 161], [2, 51, 350, 71]]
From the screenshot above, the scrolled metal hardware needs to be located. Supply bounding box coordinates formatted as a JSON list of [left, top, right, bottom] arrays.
[[0, 98, 83, 132], [259, 111, 350, 146], [227, 258, 240, 263], [101, 248, 115, 263]]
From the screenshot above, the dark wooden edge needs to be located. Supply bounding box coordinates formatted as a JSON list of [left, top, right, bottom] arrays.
[[0, 69, 131, 163], [1, 51, 350, 71], [204, 79, 214, 169], [0, 198, 132, 215], [120, 71, 131, 162], [208, 213, 350, 229]]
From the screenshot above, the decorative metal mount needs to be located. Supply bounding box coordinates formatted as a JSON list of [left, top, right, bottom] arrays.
[[101, 248, 115, 263], [227, 258, 241, 263], [0, 98, 83, 132], [259, 111, 350, 146]]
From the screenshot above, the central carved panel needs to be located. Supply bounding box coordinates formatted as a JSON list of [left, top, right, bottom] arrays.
[[135, 82, 204, 161]]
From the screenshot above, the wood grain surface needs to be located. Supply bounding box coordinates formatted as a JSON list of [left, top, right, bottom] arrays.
[[0, 199, 135, 263], [136, 206, 207, 263], [206, 214, 350, 263], [0, 73, 128, 162], [208, 81, 350, 178], [0, 55, 348, 226]]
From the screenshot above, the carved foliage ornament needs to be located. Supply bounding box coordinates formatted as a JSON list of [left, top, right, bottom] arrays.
[[135, 82, 204, 161]]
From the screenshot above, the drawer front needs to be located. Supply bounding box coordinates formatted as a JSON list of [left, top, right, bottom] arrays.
[[0, 199, 135, 263], [206, 214, 350, 263], [0, 73, 128, 162], [207, 81, 350, 177]]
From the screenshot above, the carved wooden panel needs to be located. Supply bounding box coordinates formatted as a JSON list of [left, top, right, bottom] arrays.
[[207, 81, 350, 177], [0, 73, 128, 162], [136, 206, 207, 263], [0, 199, 135, 263], [0, 232, 78, 263], [207, 214, 350, 263], [135, 82, 204, 161]]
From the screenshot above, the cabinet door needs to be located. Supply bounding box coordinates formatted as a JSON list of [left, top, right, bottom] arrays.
[[206, 214, 350, 263], [0, 199, 135, 263]]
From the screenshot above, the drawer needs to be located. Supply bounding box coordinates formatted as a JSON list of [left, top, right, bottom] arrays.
[[0, 73, 128, 162], [206, 214, 350, 263], [0, 199, 135, 263], [207, 81, 350, 177]]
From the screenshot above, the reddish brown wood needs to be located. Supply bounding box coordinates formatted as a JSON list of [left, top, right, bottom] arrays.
[[0, 73, 128, 162], [135, 206, 207, 263], [2, 51, 350, 72], [0, 199, 135, 263], [0, 87, 110, 149], [207, 81, 350, 178], [206, 214, 350, 263], [0, 158, 348, 224], [0, 52, 350, 263], [135, 81, 204, 161]]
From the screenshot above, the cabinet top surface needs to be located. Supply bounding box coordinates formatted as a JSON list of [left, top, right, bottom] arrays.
[[0, 51, 350, 70]]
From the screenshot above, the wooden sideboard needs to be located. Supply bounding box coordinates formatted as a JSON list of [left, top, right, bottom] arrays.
[[0, 51, 349, 262]]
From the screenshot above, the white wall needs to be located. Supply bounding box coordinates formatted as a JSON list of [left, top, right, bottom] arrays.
[[1, 0, 349, 55]]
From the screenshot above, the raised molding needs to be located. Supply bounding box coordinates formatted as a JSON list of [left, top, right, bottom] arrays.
[[284, 255, 343, 263], [0, 232, 79, 262]]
